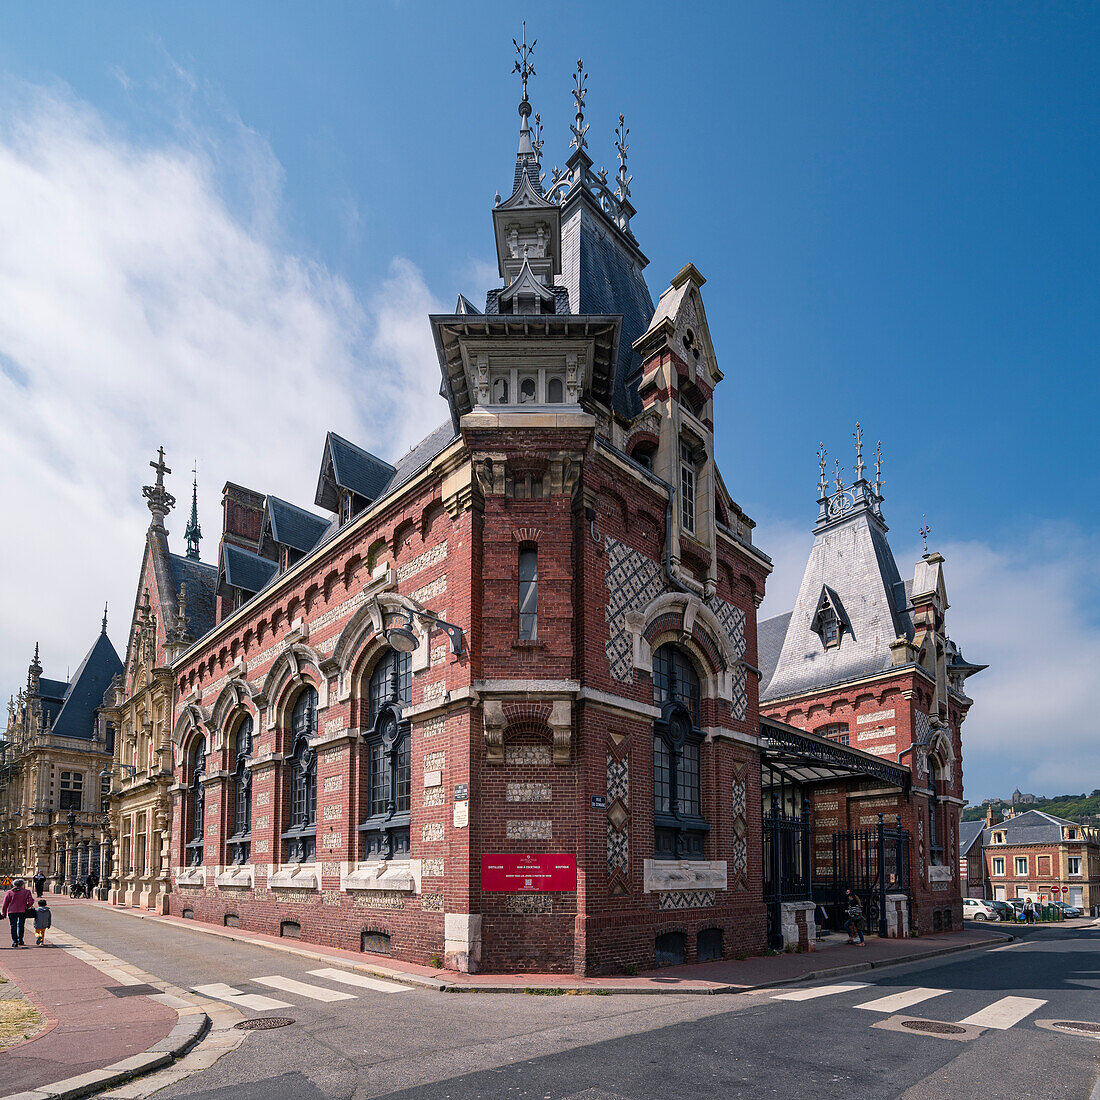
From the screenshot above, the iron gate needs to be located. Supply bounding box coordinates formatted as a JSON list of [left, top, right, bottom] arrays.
[[763, 798, 812, 949], [830, 813, 911, 938]]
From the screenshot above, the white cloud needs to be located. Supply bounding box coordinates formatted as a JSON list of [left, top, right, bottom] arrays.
[[755, 514, 1100, 799], [0, 82, 447, 701]]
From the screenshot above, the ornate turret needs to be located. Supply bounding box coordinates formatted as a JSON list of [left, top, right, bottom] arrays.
[[185, 465, 202, 560], [815, 422, 886, 534], [142, 447, 176, 528]]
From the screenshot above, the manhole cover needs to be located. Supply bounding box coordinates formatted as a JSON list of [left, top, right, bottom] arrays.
[[107, 984, 158, 997], [900, 1020, 967, 1035], [235, 1017, 295, 1031], [1052, 1021, 1100, 1035]]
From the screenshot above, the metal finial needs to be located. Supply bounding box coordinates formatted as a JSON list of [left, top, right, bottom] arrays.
[[512, 22, 536, 107], [873, 440, 884, 496], [101, 602, 108, 635], [817, 443, 828, 496], [570, 59, 589, 154], [834, 458, 843, 494], [185, 462, 202, 560], [533, 111, 544, 162], [615, 114, 632, 200], [920, 517, 931, 555], [853, 421, 864, 481]]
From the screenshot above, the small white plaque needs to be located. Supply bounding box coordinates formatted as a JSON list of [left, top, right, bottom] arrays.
[[424, 769, 442, 788], [453, 800, 469, 829]]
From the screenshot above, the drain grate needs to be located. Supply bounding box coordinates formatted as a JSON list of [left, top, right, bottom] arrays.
[[900, 1020, 967, 1035], [107, 984, 158, 997], [235, 1017, 295, 1031], [1052, 1021, 1100, 1035]]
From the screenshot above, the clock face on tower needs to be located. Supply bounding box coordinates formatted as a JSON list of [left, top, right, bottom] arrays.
[[828, 491, 855, 518]]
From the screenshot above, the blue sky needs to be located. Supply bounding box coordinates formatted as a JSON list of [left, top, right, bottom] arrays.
[[0, 2, 1096, 798]]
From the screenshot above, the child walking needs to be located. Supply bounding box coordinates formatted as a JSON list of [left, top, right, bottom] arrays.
[[33, 898, 51, 946]]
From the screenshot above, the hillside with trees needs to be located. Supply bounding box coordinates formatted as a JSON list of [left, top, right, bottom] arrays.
[[963, 791, 1100, 823]]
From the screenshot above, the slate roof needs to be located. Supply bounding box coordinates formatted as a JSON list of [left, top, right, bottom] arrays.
[[757, 611, 792, 690], [315, 432, 397, 513], [982, 809, 1087, 847], [762, 504, 914, 702], [221, 543, 278, 595], [170, 554, 217, 641], [265, 496, 330, 554], [485, 285, 572, 315], [560, 206, 653, 419], [958, 819, 985, 856], [38, 678, 68, 703], [51, 631, 123, 740]]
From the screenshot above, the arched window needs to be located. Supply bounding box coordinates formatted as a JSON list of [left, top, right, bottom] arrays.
[[652, 643, 701, 725], [228, 716, 253, 865], [282, 687, 317, 864], [360, 649, 412, 861], [652, 645, 707, 860], [185, 737, 206, 867]]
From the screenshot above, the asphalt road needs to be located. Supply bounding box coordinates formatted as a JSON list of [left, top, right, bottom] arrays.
[[53, 905, 1100, 1100]]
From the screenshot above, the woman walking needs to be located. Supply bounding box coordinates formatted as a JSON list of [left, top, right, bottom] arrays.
[[2, 879, 36, 948]]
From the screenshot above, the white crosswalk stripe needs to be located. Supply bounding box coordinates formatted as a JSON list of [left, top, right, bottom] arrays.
[[772, 982, 870, 1001], [252, 975, 358, 1002], [308, 968, 410, 993], [193, 982, 292, 1011], [958, 996, 1047, 1030], [855, 987, 950, 1013]]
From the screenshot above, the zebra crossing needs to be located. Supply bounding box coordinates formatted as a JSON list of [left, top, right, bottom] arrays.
[[771, 980, 1049, 1033], [194, 967, 411, 1011]]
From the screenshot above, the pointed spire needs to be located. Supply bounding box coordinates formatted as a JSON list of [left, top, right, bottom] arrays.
[[817, 444, 828, 498], [853, 421, 865, 482], [570, 59, 589, 155], [142, 446, 175, 528], [185, 463, 202, 560], [506, 23, 543, 198], [101, 602, 108, 635]]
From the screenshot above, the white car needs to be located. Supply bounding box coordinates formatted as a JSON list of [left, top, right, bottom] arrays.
[[963, 898, 998, 921]]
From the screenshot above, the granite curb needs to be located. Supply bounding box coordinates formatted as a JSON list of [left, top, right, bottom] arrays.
[[79, 899, 1010, 997], [0, 1011, 209, 1100]]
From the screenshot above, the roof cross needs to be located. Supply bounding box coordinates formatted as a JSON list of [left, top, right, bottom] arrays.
[[512, 22, 536, 104], [150, 446, 171, 487], [142, 445, 176, 525]]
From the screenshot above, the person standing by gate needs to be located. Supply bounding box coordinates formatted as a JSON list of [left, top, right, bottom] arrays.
[[2, 879, 36, 947], [32, 871, 46, 899], [844, 888, 865, 945]]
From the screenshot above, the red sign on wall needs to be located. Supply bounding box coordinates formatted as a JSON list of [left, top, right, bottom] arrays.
[[481, 853, 577, 892]]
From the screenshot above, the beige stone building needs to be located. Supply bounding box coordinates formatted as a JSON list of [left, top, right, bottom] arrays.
[[0, 626, 121, 890], [103, 451, 216, 911]]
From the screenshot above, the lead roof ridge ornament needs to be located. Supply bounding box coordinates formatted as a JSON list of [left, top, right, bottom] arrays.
[[920, 517, 931, 557], [873, 439, 884, 499], [185, 461, 202, 560], [570, 58, 589, 154], [817, 443, 828, 498], [853, 421, 865, 482], [513, 22, 535, 108], [615, 113, 631, 201]]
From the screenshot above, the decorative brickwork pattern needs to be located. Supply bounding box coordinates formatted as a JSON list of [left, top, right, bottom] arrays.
[[607, 824, 628, 875], [506, 782, 551, 803], [422, 857, 444, 877], [504, 893, 553, 914], [604, 538, 664, 682], [421, 893, 444, 912], [506, 819, 551, 840], [607, 756, 628, 805], [423, 787, 444, 807], [420, 716, 445, 739], [410, 575, 447, 605], [422, 822, 444, 842], [505, 744, 551, 767], [658, 890, 716, 910], [423, 752, 445, 772], [397, 540, 448, 581]]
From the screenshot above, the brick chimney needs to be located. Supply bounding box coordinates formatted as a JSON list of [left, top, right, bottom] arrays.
[[221, 482, 265, 553]]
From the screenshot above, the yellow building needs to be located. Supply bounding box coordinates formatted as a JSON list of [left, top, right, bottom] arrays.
[[103, 451, 216, 911]]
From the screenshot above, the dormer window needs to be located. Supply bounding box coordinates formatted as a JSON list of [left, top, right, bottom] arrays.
[[811, 586, 849, 650], [280, 546, 291, 573], [822, 611, 839, 647], [341, 493, 353, 526], [679, 441, 696, 535]]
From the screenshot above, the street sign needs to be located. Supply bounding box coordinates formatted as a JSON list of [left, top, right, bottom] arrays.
[[591, 795, 607, 809], [454, 784, 468, 801], [481, 854, 577, 892]]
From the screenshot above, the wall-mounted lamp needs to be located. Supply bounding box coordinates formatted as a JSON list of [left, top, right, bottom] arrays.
[[585, 506, 603, 544], [384, 608, 465, 657]]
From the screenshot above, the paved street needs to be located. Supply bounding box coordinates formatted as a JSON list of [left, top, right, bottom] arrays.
[[44, 904, 1100, 1100]]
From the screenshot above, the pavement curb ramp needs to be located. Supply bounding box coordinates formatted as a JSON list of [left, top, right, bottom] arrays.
[[82, 900, 1010, 996], [0, 1011, 210, 1100]]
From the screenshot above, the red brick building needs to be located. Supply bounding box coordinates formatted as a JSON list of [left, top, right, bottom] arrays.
[[758, 446, 985, 935], [166, 64, 772, 975]]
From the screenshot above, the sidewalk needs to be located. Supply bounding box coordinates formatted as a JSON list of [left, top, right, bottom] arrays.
[[77, 895, 1010, 995], [0, 937, 179, 1096]]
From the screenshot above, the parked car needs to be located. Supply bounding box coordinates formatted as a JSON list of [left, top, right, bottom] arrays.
[[986, 899, 1012, 921], [963, 898, 999, 921], [1053, 902, 1082, 918]]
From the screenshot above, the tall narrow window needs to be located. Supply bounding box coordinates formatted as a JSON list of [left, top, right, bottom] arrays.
[[928, 759, 943, 865], [59, 771, 83, 811], [822, 611, 839, 647], [360, 649, 413, 860], [186, 738, 206, 867], [518, 545, 538, 640], [228, 716, 253, 865], [652, 645, 707, 860], [282, 688, 317, 863], [679, 441, 696, 534]]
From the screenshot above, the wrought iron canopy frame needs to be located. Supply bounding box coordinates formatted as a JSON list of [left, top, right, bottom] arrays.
[[761, 719, 910, 794]]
